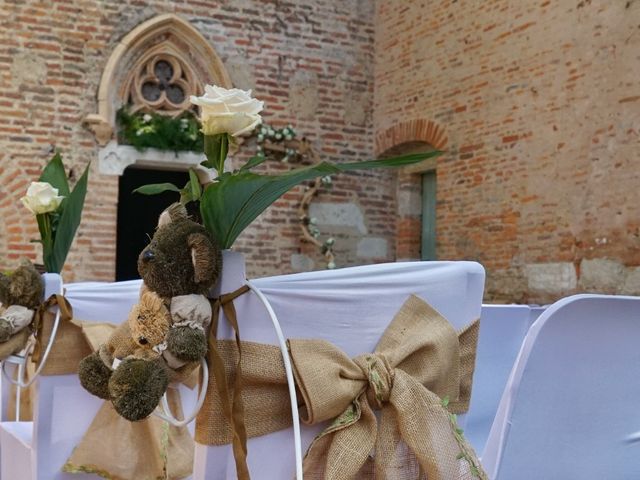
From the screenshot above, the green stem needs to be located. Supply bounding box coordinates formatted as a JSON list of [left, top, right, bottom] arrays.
[[36, 213, 56, 273], [203, 133, 229, 178]]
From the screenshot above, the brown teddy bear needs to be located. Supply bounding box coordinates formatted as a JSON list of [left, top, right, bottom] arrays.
[[0, 261, 44, 345], [129, 289, 172, 358], [79, 203, 221, 421]]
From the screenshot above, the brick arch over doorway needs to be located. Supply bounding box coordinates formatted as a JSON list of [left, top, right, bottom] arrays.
[[375, 119, 447, 262], [374, 119, 448, 156]]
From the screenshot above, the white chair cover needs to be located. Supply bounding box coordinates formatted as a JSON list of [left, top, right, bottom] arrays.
[[464, 304, 532, 455], [194, 253, 485, 479], [482, 294, 640, 479], [0, 278, 140, 480]]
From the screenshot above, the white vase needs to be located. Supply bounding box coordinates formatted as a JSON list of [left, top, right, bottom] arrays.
[[211, 249, 246, 297]]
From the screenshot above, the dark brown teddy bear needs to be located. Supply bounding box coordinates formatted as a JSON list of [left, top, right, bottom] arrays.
[[78, 204, 222, 421], [0, 261, 44, 344]]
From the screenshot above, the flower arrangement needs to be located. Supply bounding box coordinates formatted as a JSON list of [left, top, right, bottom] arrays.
[[21, 153, 89, 273], [136, 85, 441, 251], [116, 107, 203, 153]]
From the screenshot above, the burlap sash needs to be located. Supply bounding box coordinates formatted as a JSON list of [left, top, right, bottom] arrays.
[[196, 294, 487, 479], [63, 319, 196, 480], [31, 294, 90, 375], [63, 387, 194, 480]]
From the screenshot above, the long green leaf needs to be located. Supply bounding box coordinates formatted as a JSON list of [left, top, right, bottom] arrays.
[[133, 183, 181, 195], [240, 155, 267, 172], [200, 151, 441, 248], [39, 152, 71, 197], [50, 164, 89, 273], [188, 169, 202, 201], [335, 150, 441, 170]]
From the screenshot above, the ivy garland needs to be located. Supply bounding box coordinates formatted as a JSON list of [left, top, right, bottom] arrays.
[[253, 124, 337, 268], [116, 107, 204, 153]]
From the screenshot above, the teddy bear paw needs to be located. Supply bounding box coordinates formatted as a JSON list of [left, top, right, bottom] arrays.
[[78, 352, 112, 400], [166, 325, 207, 362], [109, 358, 169, 421]]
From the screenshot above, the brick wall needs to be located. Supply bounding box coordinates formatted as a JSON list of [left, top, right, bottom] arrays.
[[0, 0, 395, 281], [374, 0, 640, 303]]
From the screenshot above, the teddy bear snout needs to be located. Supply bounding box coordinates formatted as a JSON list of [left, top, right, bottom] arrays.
[[142, 250, 155, 262]]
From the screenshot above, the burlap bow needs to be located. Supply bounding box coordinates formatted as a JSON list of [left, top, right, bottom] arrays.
[[197, 294, 486, 479]]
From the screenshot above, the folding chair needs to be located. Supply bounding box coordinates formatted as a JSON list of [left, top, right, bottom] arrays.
[[482, 294, 640, 479], [464, 304, 532, 454], [193, 251, 486, 479], [0, 278, 140, 479]]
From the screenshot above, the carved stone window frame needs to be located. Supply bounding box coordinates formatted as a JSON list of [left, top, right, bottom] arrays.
[[85, 14, 232, 175]]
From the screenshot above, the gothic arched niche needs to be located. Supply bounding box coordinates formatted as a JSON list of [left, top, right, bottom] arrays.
[[85, 13, 232, 146]]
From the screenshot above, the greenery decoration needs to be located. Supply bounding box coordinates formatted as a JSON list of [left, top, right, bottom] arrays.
[[133, 85, 442, 251], [116, 107, 203, 153], [21, 153, 90, 273]]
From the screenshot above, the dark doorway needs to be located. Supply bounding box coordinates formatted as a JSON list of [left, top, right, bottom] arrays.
[[116, 166, 189, 281]]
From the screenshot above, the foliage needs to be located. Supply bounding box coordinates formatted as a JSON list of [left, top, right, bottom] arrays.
[[136, 150, 442, 249], [36, 153, 90, 273], [116, 107, 203, 153]]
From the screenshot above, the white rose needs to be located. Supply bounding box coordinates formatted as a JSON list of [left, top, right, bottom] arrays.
[[20, 182, 65, 215], [190, 85, 264, 137]]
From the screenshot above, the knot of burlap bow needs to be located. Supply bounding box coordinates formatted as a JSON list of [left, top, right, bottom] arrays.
[[197, 293, 487, 479]]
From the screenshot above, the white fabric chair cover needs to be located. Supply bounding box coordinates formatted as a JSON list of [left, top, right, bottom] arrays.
[[194, 253, 485, 479], [482, 294, 640, 479], [0, 277, 141, 480], [464, 304, 532, 455]]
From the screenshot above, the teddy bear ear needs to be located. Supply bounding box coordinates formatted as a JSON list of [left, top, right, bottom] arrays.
[[157, 203, 188, 228], [188, 233, 220, 286]]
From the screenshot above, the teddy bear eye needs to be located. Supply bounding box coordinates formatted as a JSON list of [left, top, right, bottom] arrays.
[[137, 315, 145, 323]]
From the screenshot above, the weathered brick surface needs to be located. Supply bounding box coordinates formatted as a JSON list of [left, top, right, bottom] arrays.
[[374, 0, 640, 302], [0, 0, 395, 281], [2, 0, 639, 303]]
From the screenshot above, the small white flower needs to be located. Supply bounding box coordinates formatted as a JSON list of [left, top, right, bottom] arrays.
[[327, 261, 336, 270], [20, 182, 65, 215], [275, 133, 283, 140], [142, 114, 152, 123]]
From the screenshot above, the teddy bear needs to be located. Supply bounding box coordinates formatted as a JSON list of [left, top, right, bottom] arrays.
[[0, 261, 44, 345], [79, 203, 221, 421]]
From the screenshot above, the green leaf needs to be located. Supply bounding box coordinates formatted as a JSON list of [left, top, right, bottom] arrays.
[[39, 152, 70, 197], [240, 155, 267, 172], [49, 163, 89, 273], [188, 169, 202, 201], [133, 183, 181, 196], [200, 151, 441, 248], [334, 151, 442, 171]]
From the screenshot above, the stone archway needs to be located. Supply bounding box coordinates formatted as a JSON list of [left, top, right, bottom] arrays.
[[375, 119, 447, 261], [85, 13, 232, 147]]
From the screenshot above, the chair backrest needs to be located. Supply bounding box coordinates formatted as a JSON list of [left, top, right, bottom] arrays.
[[482, 295, 640, 480], [464, 304, 532, 455], [0, 274, 63, 422], [31, 279, 141, 480], [194, 253, 485, 479]]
